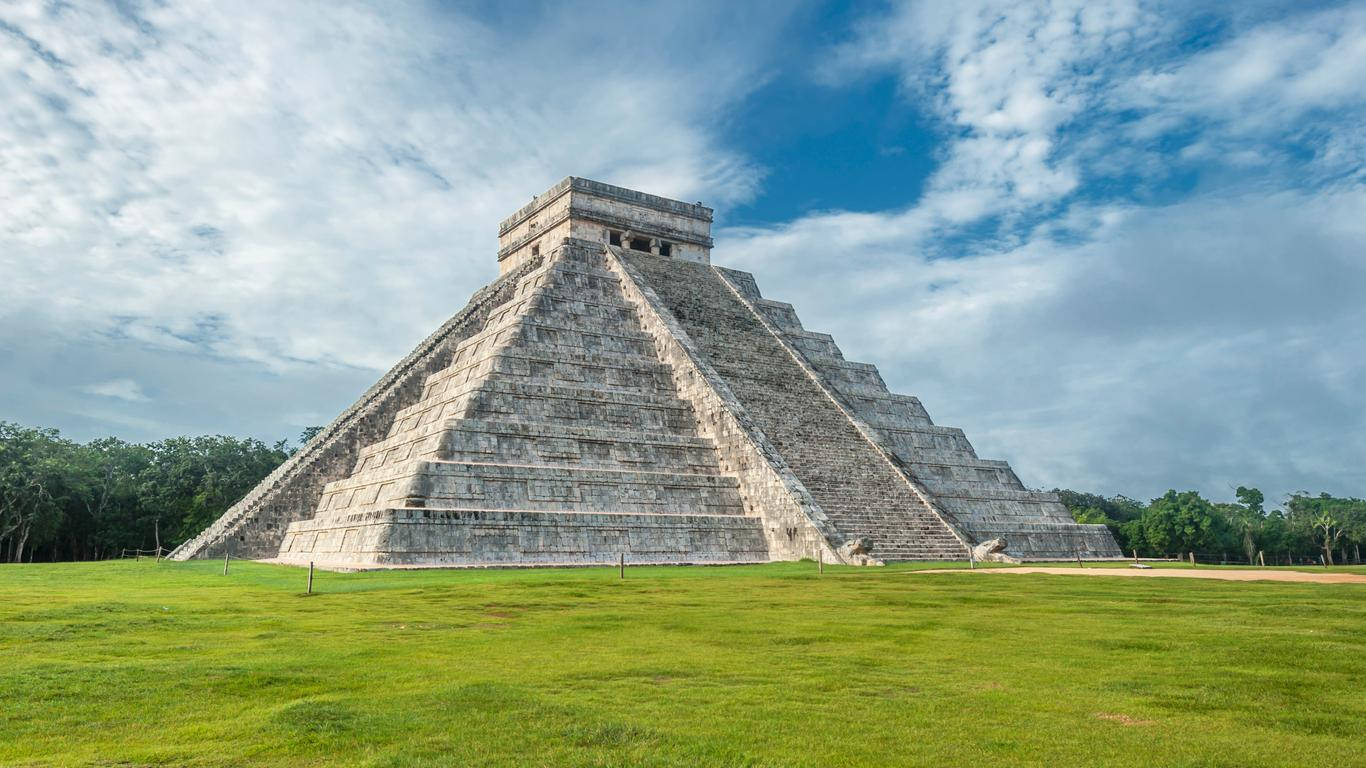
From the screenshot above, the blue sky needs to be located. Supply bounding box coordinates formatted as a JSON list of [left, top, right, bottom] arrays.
[[2, 0, 1363, 505]]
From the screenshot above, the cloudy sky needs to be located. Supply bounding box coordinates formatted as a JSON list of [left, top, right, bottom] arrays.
[[2, 0, 1363, 505]]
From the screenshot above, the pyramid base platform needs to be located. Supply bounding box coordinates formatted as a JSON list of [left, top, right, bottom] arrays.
[[275, 507, 771, 569], [968, 522, 1121, 560]]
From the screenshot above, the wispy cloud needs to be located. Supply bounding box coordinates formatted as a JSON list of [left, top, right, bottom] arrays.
[[0, 0, 790, 377]]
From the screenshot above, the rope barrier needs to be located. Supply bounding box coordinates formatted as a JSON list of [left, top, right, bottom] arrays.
[[119, 547, 170, 561]]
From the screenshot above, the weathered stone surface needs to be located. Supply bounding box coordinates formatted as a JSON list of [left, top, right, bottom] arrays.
[[175, 176, 1119, 567], [719, 268, 1118, 559], [972, 538, 1022, 564], [837, 537, 881, 566], [620, 248, 971, 563], [169, 256, 546, 561]]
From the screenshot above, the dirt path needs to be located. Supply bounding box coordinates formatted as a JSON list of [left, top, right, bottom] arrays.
[[915, 567, 1366, 584]]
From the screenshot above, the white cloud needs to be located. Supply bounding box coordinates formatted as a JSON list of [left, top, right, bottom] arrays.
[[81, 378, 151, 403], [0, 0, 788, 380], [718, 1, 1366, 503], [720, 185, 1366, 504], [822, 0, 1162, 236], [2, 0, 1362, 509]]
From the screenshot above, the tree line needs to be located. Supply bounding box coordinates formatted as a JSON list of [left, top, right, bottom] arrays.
[[2, 419, 1362, 564], [1056, 487, 1366, 565], [0, 421, 321, 563]]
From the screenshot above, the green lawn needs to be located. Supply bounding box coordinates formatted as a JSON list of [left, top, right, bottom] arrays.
[[1, 560, 1362, 767]]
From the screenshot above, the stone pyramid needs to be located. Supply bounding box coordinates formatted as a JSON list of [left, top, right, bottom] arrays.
[[172, 177, 1119, 568]]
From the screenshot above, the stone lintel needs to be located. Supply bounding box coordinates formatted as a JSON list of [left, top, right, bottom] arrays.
[[499, 177, 712, 234], [497, 177, 714, 274]]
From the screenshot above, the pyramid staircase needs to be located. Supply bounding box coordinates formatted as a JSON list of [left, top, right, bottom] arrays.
[[721, 271, 1120, 559], [277, 242, 768, 567], [619, 250, 970, 562]]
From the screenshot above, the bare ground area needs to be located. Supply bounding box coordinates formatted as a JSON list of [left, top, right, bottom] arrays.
[[916, 566, 1366, 583]]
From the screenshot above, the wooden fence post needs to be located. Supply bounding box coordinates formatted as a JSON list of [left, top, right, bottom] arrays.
[[307, 561, 314, 594], [619, 553, 625, 580], [223, 552, 229, 576], [818, 549, 824, 574], [1258, 550, 1265, 567]]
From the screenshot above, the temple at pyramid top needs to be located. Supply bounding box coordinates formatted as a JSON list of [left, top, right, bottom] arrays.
[[497, 177, 714, 273], [173, 175, 1120, 569]]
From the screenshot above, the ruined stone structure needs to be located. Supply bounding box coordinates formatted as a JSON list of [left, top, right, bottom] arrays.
[[172, 177, 1119, 568]]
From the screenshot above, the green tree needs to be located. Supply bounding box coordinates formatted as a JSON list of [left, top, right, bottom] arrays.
[[1139, 490, 1229, 557], [0, 423, 70, 562], [1054, 489, 1146, 553], [136, 435, 289, 545], [296, 426, 324, 449], [1286, 493, 1366, 565], [1217, 486, 1268, 564]]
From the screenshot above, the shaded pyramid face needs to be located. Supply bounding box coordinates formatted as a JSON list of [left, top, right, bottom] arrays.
[[631, 258, 1114, 561], [173, 177, 1119, 567], [276, 242, 770, 567]]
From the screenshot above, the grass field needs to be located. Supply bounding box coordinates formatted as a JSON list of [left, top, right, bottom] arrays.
[[2, 560, 1363, 767]]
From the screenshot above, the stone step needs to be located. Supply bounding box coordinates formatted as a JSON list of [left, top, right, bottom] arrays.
[[916, 476, 1030, 493], [387, 378, 701, 436], [316, 459, 746, 518], [454, 278, 644, 358], [351, 417, 728, 476], [452, 316, 655, 360], [394, 373, 678, 427], [518, 266, 624, 299], [437, 362, 676, 400], [513, 255, 622, 284], [426, 343, 674, 395], [924, 487, 1062, 503], [489, 294, 642, 330]]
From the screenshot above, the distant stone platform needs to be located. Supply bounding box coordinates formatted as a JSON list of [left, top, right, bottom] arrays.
[[172, 177, 1118, 567]]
